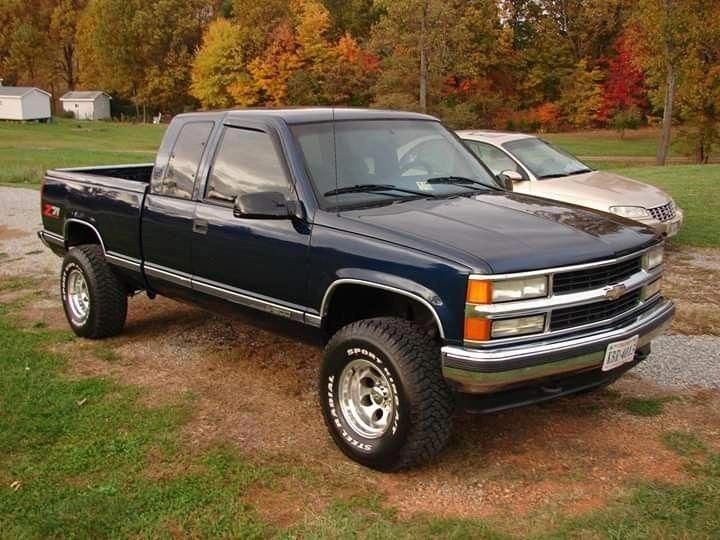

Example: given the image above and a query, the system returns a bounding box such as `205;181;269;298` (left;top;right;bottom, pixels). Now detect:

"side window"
466;141;523;177
155;121;214;199
205;127;290;204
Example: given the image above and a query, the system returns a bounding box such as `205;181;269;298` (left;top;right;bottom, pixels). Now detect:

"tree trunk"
656;62;675;166
419;0;428;113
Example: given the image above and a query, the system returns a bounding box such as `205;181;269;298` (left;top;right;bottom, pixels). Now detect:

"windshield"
291;120;499;209
502;138;592;179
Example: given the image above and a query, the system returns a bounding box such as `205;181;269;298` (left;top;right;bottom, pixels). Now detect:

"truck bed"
41;163;153;263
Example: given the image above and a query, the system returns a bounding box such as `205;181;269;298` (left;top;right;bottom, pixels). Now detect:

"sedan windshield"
503;137;592;179
291;120;499;209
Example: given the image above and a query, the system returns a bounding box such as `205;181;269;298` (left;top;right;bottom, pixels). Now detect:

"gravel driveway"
1;186;719;390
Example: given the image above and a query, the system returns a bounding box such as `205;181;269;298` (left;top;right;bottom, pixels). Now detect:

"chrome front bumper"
442;298;675;394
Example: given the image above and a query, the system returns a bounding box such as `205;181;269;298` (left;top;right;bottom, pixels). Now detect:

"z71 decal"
42;203;61;219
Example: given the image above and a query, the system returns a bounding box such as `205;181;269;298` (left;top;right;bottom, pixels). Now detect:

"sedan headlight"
609;206;651;219
467;276;548;304
643;245;664;270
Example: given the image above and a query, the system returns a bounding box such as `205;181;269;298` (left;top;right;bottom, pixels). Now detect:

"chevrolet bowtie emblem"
604;283;627;301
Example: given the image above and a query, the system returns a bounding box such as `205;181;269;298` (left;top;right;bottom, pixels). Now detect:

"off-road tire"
320;317;453;471
61;245;127;338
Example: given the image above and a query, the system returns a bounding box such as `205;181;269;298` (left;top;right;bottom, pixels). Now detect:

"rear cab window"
152;121;214;199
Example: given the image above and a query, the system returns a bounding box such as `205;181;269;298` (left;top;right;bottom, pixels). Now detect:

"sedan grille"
553;257;642;294
550;290;642;331
648;201;676;222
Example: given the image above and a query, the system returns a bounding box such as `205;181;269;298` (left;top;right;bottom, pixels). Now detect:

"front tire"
320;318;453;471
61;245;127;338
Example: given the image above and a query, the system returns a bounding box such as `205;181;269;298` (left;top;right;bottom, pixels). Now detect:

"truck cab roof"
173;107;438;125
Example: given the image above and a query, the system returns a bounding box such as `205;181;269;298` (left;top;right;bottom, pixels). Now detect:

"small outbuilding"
60;91;112;120
0;86;52;121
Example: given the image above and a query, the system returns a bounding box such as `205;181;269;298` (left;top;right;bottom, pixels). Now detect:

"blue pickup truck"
38;108;674;470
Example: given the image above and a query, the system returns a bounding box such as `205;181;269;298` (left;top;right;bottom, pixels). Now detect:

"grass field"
0;118;717;247
1;291;719;538
0;119;161;186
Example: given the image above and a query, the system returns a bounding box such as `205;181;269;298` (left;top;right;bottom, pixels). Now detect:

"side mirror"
498;169;523;191
234;191;291;219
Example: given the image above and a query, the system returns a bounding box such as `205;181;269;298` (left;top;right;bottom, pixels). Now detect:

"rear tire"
320;317;453;471
61;245;127;338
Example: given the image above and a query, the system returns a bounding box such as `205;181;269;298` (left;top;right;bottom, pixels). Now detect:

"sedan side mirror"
234;191;291;219
498;169;523;191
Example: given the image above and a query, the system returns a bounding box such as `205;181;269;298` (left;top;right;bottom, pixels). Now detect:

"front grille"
553;257;642;294
648;201;676;222
550;290;642;331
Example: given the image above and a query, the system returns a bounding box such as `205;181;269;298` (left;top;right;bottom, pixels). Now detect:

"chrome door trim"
192;276;307;323
106;252;142;271
144;263;192;287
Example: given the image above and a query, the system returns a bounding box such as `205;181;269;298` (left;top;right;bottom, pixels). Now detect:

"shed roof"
0;86;52;98
60;91;111;102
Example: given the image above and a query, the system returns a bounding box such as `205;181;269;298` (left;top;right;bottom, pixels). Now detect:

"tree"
370;0;502;118
190;18;252;108
49;0;87;90
558;60;604;128
632;0;690;165
77;0;207;118
597;33;647;126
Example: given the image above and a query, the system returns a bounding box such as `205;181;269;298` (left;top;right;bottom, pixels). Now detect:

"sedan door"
191;123;312;317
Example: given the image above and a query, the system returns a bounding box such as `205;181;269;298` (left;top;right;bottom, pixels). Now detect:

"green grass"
0;302;273;537
662;431;708;457
0;118;162;186
621;397;668;417
544;128;683;160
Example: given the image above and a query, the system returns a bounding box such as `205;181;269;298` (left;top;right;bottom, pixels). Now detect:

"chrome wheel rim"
66;268;90;324
338;359;395;439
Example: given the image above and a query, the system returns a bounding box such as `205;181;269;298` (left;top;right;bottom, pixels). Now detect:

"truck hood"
331;191;658;274
534;171;672;210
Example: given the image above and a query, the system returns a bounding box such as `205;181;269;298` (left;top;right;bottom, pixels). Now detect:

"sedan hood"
331;191;658;274
535;171;671;210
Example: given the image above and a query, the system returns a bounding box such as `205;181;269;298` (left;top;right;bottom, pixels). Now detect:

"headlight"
467;276;548;304
643;245;664;270
491;315;546;338
609;206;651;219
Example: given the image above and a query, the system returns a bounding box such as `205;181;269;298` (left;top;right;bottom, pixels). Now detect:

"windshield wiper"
425;176;494;190
537;173;569;179
567;168;592;175
323;184;437;198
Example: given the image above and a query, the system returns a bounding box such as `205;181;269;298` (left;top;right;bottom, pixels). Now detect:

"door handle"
193;219;208;235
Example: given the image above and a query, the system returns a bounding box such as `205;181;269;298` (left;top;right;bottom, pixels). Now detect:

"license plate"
602;335;639;372
666;221;679;237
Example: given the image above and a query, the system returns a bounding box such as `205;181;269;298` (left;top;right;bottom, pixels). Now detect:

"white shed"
0;86;52;121
60;91;112;120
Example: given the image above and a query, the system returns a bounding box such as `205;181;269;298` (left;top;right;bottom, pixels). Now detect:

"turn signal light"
467;280;492;304
464;317;491;341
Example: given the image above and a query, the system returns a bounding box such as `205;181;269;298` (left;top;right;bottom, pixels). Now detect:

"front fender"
307;225;470;344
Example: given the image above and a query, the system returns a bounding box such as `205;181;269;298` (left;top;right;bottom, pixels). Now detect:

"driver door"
192;124;311;309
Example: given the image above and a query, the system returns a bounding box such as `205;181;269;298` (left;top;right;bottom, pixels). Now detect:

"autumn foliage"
1;0;719;160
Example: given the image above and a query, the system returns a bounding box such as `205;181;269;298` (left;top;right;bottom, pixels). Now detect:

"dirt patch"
51;290;720;525
0;225;27;241
664;246;720;336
